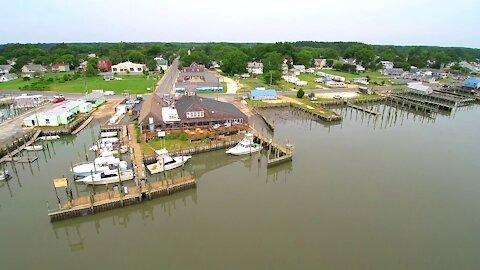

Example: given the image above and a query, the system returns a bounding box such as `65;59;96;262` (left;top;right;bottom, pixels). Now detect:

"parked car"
333;95;342;100
52;96;65;103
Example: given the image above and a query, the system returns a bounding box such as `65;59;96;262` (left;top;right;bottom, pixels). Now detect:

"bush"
296;88;305;98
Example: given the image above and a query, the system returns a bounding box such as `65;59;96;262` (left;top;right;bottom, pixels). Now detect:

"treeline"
0;42;479;77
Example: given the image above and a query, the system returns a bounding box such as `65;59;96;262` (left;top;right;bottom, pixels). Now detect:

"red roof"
52;63;68;68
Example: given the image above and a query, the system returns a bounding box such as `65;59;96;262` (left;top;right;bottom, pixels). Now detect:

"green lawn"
317;69;393;85
140;136;211;156
0;73;161;94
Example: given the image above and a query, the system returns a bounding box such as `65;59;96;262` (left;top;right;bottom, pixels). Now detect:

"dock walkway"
48;175;196;222
346;102;380;116
72;115;94;135
0;130;41;163
127;124;145;181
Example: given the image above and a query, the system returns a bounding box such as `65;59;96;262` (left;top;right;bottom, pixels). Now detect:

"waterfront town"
1;0;480;269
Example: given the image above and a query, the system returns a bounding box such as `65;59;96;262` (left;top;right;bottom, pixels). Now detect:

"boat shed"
249;89;277;101
82;92;106;108
463;78;480;89
407;82;433;95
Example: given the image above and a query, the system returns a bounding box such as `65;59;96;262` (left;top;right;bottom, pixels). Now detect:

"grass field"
140;136;211;155
0;73;161;94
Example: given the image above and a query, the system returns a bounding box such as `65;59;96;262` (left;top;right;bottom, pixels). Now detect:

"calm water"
0;104;479;270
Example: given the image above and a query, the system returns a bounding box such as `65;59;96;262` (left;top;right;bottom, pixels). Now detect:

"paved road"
155;57;179;95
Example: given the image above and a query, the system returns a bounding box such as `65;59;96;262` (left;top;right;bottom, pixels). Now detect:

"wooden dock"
0;130;41;164
253;102;342;122
71;115;94;135
386;95;437;113
248;127;293;167
127;124;146;181
346;102;380;116
252;107;275;131
391;94;452;111
48;175;196;222
10;156;39;163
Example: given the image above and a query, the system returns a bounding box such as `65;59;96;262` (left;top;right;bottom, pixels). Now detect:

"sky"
1;0;479;48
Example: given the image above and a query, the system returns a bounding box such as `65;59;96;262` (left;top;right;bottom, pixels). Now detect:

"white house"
292;65;306;73
154;57;168;71
325;81;345;88
21;64;45;75
247;62;263;74
0;74;18;82
356;65;366;72
314;59;326;69
380;61;394;70
112;61;146;75
352;77;369;85
0;65;12;75
407;82;433;95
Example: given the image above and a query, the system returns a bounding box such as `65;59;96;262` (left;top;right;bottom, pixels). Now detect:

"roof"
156;59;168;65
247;62;263;68
52;63;68;68
1;74;17;79
44;101;86;116
250;89;277;96
175;95;246;122
407;82;432;92
138;93;166;124
82;92;105;101
24;64;43;71
464;77;480;84
0;65;12;71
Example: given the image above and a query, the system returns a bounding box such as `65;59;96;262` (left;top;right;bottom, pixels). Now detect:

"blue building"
249;89;277;101
463;77;480;89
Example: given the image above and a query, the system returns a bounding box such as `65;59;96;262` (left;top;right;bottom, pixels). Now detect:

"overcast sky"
1;0;479;48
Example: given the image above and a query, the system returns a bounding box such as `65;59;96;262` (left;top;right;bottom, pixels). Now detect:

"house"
175;64;222;93
383;68;405;76
247;62;263;74
21;64;45;75
0;64;12;75
317;72;345;82
111;61;146;75
98;58;112;72
52;63;70;72
78;60;88;71
82;92;106;107
154;57;169;71
463;77;480;89
182;62;206;73
292;65;306;73
139;94;247;131
352;77;369;85
343;58;357;65
249;89;277;101
407;82;433;95
281;63;289;75
314;59;326;69
380;61;394;70
356;65;365;72
0;74;18;82
14;94;47;108
22;100;91;127
325;81;345;88
87;53;96;58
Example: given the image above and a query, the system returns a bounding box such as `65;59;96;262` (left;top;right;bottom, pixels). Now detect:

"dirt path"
222;76;240;94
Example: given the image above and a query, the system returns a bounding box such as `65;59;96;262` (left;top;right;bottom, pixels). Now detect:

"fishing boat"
38;135;60;141
25;145;43;151
100;131;118;138
225;133;262;156
76;169;134;185
146;149;192;174
71;156;128;177
0;169;10;181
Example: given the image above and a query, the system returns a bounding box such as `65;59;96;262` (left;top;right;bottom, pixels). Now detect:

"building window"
130;68;134;71
113;68;117;72
138;68;142;71
45;119;50;124
186;111;204;119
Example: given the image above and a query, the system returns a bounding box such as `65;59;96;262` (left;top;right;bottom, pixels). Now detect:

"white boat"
71;156;127;177
226;133;262;156
0;169;10;181
146;149;192;174
76;169;134;185
100;131;118;138
25;145;43;151
38;135;60;141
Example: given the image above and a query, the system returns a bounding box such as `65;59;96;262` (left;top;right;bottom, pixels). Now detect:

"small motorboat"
25;145;43;151
76;169;134;185
38;135;60;141
146;149;192;174
0;169;10;181
226;133;262;156
100;131;118;138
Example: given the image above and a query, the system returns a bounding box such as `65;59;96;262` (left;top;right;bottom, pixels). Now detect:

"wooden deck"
49;175;196;222
127;124;146;180
72;115;94;135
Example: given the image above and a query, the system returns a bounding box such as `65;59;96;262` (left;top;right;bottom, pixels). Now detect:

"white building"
314;59;326;69
112;61;146;75
0;74;18;82
292;65;306;73
0;65;12;75
325;81;345;88
407;82;433;95
352;77;369;85
247;62;263;74
380;61;394;70
317;72;345;82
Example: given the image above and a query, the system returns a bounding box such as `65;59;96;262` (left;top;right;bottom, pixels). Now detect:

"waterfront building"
249;89;277;101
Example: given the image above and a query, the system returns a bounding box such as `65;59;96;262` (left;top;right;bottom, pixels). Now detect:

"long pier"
346;102;380;116
385;95;437;113
248;127;293;167
0;130;41;163
72;115;94;135
392;94;453;111
48;175;196;222
253;102;342;122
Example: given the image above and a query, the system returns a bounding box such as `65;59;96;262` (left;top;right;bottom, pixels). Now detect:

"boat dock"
72;115;94;135
391;94;453;111
127;124;146;181
0;130;41;164
253;102;342;122
386;95;437;113
248;127;293;167
252;107;275;131
346;102;380;116
415;92;476;107
48;175;196;222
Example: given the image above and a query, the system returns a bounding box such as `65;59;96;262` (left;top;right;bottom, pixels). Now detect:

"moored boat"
25;145;43;151
71;156;127;177
75;169;134;185
38;135;60;141
146;149;192;174
0;169;10;181
225;133;262;155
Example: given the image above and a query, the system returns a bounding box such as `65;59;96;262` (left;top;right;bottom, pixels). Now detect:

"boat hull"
226;146;262;156
146;156;192;174
76;171;134;185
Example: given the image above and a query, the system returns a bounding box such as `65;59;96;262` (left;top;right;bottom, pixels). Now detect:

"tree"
262;70;282;85
295;49;314;67
333;62;343;70
181;50;210;66
127;50;145;63
326;59;334;67
0;56;6;65
296;88;304;98
221;48;248;75
262;52;282;73
85;58;98;77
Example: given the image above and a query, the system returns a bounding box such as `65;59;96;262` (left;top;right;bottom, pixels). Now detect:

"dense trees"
0;42;479;76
